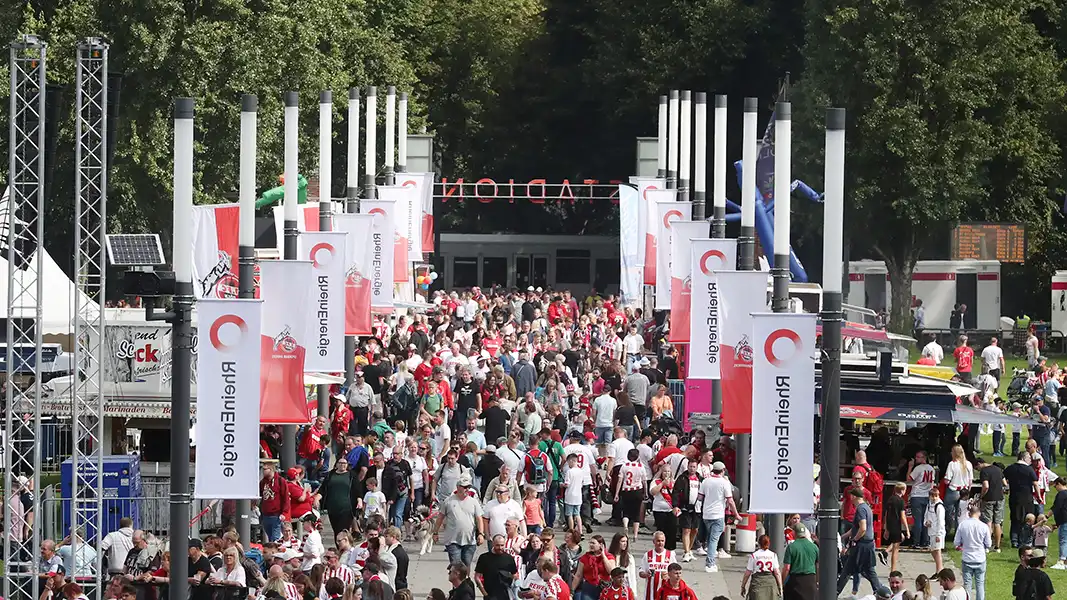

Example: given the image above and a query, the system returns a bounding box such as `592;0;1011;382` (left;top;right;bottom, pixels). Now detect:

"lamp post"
692;93;706;221
710;94;727;417
667;90;679;190
657;95;668;179
735;97;759;510
344;88;359;389
678;90;692;203
384;86;395;185
364;86;377;199
281;90;299;471
236;93;257;546
317;90;333;418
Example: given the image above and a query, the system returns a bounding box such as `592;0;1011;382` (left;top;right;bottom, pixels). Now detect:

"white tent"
0;248;101;334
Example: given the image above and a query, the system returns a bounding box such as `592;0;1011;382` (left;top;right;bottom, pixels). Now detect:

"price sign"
951;223;1027;263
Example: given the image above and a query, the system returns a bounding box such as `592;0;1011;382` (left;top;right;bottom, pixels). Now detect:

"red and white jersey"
600;584;635;600
746;549;780;574
503;534;529;573
521;572;571;600
619;461;647;492
353;542;370;569
283;582;300;600
640;549;676;600
323;564;357;586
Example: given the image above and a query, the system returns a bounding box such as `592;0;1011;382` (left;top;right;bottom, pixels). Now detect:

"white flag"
300;232;347;372
687;238;738;379
361;201;396;309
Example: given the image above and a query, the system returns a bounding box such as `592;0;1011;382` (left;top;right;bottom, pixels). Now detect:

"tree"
794;0;1064;333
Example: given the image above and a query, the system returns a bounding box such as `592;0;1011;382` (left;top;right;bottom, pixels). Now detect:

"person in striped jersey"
614;449;648;540
639;532;676;600
321;549;357;590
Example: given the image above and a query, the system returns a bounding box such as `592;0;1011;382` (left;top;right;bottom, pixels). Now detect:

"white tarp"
0;247;101;333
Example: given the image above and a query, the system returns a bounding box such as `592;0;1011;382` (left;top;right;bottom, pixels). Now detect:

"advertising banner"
195;298;262;499
299;232;347;372
687;238;739;379
394;173;433;260
667;221;709;343
715;270;770;433
654;200;691;309
333;214;375;335
749;312;816;514
258;260;315;424
361;198;405;283
271;204;321;255
644;188;674;285
618;185;642;308
629;177;664;273
191;203;240;299
360;202;396;309
417;173;436;253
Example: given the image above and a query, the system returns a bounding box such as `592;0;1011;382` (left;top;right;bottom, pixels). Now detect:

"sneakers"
695;547;708;556
682;552;694;562
1052;562;1067;570
994;548;1001;553
705;565;719;573
622;517;630;531
878;550;889;566
717;549;731;559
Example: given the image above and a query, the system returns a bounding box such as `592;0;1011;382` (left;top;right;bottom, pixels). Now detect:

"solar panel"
105;234;166;266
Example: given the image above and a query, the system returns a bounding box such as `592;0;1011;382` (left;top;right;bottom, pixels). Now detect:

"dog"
408;505;434;555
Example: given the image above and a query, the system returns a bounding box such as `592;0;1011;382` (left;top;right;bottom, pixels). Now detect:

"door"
956;272;978;329
516;254;549;290
865;274;887;312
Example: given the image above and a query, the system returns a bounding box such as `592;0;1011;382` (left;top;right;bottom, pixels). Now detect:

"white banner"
654;200;691;309
715;270;771;434
395;173;433;260
618;185;642;308
191;204;240;299
667;220;708;343
360;201;396;309
687;238;738;379
271;204;321;254
259;260;315;424
334;214;375;335
749;312;817;514
363;196;407;283
299;232;347;372
644;188;674;285
629;177;664;271
195;298;262;499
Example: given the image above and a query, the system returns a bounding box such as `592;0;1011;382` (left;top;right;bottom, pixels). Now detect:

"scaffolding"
72;37;108;593
4;34;46;600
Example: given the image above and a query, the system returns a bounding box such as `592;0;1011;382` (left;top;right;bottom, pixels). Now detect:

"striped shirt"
619;461;647;492
640;549;676;600
283;581;300;600
503;535;528;574
323;564;357;586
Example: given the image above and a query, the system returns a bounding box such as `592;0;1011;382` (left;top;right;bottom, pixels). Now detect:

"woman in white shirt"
941;444;973;536
607;532;638;595
208;548;247;587
298;516;325;572
407;441;429;509
923;488;946;573
740;534;782;600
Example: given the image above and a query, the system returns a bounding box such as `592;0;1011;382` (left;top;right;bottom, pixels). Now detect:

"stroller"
1006;367;1035;403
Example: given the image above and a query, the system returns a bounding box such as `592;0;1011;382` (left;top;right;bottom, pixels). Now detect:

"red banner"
334;214;375;335
258;260;314;424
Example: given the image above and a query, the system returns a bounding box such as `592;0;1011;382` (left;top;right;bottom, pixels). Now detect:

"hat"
189;538;203;550
527;286;535;292
639;357;650;367
457;473;473;488
583;432;596;441
275;548;299;562
355;370;364;376
567;431;583;440
791;523;808;537
16;475;28;487
1012;402;1023;409
712;461;726;472
1032;548;1047;559
485;445;497;453
874;587;893;599
286;467;301;480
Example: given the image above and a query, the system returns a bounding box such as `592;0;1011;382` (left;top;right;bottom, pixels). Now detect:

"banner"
259;260;315;424
299;232;347;372
618;185;642;308
192;204;240;299
377;184;421;265
360;202;396;309
334;214;375;335
361;199;405;284
396;173;433;259
419;173;436;252
630;177;664;272
749;312;816;514
195;298;262;499
667;221;708;343
688;238;739;379
272;204;321;254
654;200;691;309
644;188;673;285
715;270;770;433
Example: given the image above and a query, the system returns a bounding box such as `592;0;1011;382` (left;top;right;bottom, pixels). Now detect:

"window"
453;257;479;288
594;258;620;290
482;257;508;288
555;249;590;284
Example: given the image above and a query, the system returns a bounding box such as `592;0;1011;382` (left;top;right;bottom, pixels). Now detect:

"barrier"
734;512;758;553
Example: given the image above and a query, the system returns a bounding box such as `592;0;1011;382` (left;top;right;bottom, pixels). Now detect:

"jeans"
1012;430;1021;456
390;495;409;529
262;515;283;542
837;541;881;595
543;480;559;528
993;430;1005;454
1039;440;1053;468
704;518;725;567
1059;523;1067;561
962;561;987;600
445;542;477;567
910;497;929;547
945;488;961;535
413;487;426;509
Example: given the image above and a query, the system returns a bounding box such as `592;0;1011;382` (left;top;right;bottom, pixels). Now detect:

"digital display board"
950;222;1027;263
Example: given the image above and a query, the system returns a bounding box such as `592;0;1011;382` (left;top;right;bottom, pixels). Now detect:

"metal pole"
819;108;846;600
236;93;258;546
364;86;377;199
768;101;792;557
170;96;196;599
344;88;359;390
692;93;706;221
397;92;408;174
317;90;333;419
678;91;692;203
281;91;299;471
384;86;395;185
666;90;679;189
710;94;726;417
656;95;668;179
735;97;758;512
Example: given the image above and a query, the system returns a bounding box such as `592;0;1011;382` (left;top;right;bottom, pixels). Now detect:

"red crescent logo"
764;328;803;367
310;242;335;268
402;180;417;187
210;314;248;352
642;185;659;201
663;209;683;230
368;208;386;216
699;250;727;275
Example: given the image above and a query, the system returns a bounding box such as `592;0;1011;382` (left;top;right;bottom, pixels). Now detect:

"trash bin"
734;513;757;553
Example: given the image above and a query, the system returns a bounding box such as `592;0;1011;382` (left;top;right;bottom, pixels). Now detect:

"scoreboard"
950;222;1027;263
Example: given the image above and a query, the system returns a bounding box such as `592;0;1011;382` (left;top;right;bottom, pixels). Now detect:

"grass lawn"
938;354;1066;597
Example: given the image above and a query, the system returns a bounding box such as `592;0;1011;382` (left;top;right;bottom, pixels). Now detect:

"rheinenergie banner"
667;220;709;343
300;231;346;372
687;238;738;379
715;270;770;433
360;201;396;309
654;200;691;309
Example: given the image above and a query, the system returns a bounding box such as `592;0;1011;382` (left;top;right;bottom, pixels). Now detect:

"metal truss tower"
4;34;46;600
72;38;108;592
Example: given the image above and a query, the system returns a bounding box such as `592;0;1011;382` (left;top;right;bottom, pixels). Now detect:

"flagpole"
365;86;377;200
819;108;846;600
317;90;333;419
236;93;258;546
657;95;668;179
735;97;759;513
678;90;692;203
667;90;679;190
397;92;408;174
384;86;395;185
768;101;792;557
281;90;299;471
344;88;359;391
692;93;706;221
710;94;727;418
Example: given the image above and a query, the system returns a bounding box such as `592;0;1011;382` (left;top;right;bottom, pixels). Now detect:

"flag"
667;220;708;343
630;177;664;274
416;173;436;253
644;187;673;285
377;184;420;268
361;199;405;284
299;231;347;372
749;312;816;514
618;185;642;308
334;214;375;335
395;173;433;259
195;298;262;499
361;201;396;309
191;203;240;299
271;204;321;255
259;260;314;424
687;238;738;379
715;270;770;433
654;200;691;309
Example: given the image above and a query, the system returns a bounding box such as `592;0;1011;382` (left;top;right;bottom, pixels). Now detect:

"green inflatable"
255;174;309;208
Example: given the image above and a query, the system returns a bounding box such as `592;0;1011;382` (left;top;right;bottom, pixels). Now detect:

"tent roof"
0;249;100;334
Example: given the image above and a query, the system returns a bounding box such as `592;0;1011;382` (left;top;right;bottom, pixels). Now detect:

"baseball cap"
485;445;497;453
583;432;596;441
1031;548;1047;559
567;431;583;440
712;461;726;472
791;523;808;537
189;538;203;550
527;286;535;292
457;473;473;488
355;370;364;377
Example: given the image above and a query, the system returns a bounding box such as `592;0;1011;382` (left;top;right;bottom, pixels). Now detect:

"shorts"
596;426;613;444
930;533;945;550
981;499;1005;525
619;490;643;521
564;503;581;517
679;511;701;530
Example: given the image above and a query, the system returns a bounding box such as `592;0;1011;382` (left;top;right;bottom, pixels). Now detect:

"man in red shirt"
259;461;290;542
654;564;697;600
298;416;330;483
953;335;974;384
599;568;634;600
840;471;872;527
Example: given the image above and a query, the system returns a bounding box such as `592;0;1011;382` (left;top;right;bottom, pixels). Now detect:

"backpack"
856;463;884;505
392;381;419;413
527;450;548;485
241;551;266;588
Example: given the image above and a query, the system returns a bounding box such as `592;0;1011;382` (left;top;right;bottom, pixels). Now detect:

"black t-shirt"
640;367;666;388
1004;463;1037;498
883;494;904;530
475;551;517;599
20;489;34;512
363;363;384;394
552;413;568;436
1013;566;1055;599
480;406;511;444
980;465;1005;502
615;404;635;428
661;357;680;380
455;380;479;416
1053;489;1067;524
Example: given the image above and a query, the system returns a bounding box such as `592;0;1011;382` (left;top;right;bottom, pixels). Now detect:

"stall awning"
833;404;956;423
899;374;980;397
953;405;1035;426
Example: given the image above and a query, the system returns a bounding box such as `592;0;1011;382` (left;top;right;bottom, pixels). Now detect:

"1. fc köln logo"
199;251;238;298
734;334;753;363
272;326;298;353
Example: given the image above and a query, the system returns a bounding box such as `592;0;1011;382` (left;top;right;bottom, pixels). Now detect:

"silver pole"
678;90;692;203
667;90;679;189
657;95;668;178
236;93;258;545
364;86;377;199
692;93;707;222
281;91;299;471
317;90;333;418
735;97;759;514
397;92;408;174
344;88;359;390
384;86;395;185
